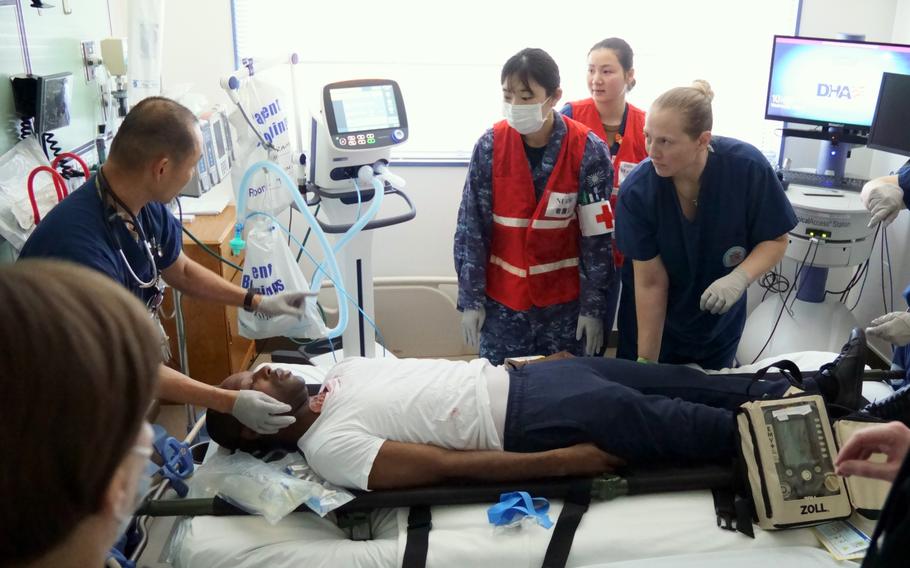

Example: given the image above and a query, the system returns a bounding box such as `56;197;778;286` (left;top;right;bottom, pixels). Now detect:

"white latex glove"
255;291;318;318
575;315;604;356
867;311;910;346
861;179;904;228
461;307;486;350
232;390;296;434
700;266;749;315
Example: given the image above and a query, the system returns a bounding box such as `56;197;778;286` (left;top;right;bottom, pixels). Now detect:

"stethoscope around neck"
96;169;161;290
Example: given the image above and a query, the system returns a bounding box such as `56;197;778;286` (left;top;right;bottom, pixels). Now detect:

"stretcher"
135;351;886;567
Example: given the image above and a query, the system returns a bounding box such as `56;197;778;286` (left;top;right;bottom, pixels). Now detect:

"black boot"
813;328;866;410
861;384;910;426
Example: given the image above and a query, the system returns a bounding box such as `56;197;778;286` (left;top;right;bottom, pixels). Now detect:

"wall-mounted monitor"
10;72;74;133
765;35;910;131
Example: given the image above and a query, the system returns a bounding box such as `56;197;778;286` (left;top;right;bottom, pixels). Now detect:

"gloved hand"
461;307;486;350
255;291;318;318
867;311;910;346
861;179;904;228
575;315;604;355
700;266;749;315
232;390;296;434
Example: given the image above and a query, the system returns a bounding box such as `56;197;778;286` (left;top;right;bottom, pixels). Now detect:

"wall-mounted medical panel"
18;0;112;156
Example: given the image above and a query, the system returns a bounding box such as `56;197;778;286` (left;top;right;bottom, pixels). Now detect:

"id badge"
618;161;638;185
544;192;577;218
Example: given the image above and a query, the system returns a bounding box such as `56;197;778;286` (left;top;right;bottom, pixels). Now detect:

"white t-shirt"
298;357;503;490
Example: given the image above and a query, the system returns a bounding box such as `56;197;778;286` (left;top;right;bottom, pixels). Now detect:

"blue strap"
487;491;553;529
151;424;195;497
106;546;136;568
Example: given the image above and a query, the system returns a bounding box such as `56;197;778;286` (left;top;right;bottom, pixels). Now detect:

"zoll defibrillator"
737;393;890;531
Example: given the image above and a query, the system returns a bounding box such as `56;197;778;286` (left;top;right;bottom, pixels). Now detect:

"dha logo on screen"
816;84;865;99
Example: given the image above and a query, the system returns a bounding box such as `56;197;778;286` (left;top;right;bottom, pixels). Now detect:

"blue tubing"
235;161;348;339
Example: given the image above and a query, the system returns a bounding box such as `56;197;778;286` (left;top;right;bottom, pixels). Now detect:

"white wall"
147;0;910;358
110;0;234;108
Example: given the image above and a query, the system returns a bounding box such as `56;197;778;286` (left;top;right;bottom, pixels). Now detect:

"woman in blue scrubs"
615;80;797;369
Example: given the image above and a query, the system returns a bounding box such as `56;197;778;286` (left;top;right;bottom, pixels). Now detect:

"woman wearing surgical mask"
561;37;648;353
614;81;796;369
0;260;159;568
454;47;615;365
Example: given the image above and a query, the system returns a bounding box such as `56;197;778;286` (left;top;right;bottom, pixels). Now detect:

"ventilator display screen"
330;85;401;134
765;35;910;129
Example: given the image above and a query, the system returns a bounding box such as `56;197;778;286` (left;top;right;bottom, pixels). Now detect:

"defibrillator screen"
330;84;400;134
774;416;813;466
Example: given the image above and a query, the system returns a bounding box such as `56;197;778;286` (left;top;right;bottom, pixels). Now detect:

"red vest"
486;117;590;311
568;99;648;267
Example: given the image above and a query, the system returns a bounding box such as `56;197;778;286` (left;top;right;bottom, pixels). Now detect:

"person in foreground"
18;96;308;436
836;418;910;567
208;328;910;492
0;260;159;568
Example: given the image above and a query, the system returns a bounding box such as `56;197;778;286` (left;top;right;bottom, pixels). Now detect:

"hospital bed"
131;350;887;568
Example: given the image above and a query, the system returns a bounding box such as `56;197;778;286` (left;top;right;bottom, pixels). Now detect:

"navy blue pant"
595;268;621;355
616;262;741;369
502;357;816;464
480;298;583;366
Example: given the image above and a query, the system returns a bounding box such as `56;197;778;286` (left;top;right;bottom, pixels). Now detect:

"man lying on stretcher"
207;329;907;491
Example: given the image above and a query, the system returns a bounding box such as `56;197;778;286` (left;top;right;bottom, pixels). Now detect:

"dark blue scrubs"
614;136;797;369
890;165;910;383
18;175;183;309
899;163;910;210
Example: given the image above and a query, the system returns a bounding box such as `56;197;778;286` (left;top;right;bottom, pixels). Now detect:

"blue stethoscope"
96;169;164;304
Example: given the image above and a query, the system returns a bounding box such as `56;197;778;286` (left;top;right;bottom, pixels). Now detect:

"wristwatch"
243;289;257;312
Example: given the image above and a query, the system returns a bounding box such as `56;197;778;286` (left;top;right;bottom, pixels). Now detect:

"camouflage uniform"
454;113;614;364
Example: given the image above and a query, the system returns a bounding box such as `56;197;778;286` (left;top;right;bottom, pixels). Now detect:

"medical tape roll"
737;394;852;530
833;416;892;518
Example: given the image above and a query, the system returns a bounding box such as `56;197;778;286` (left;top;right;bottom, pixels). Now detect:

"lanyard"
96;172;163;297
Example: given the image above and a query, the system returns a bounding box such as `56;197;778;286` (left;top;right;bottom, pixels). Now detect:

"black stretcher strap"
712;487;754;538
402;505;432;568
541;478;593;568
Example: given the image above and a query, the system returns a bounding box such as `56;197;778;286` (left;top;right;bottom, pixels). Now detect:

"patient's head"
207;366;310;452
0;260;160;567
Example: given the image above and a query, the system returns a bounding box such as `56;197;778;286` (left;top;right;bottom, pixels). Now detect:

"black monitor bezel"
322;78;407;136
867;72;910;157
764;34;910;132
35;72;73;134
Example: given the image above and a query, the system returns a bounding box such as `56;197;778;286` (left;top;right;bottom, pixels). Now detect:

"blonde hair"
652;79;714;138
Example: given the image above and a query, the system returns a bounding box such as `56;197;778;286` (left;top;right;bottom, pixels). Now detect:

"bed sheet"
582;546;858;567
175;490;836;568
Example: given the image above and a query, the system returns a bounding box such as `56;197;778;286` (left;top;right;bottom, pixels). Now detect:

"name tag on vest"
545;192;577;218
618;161;638;185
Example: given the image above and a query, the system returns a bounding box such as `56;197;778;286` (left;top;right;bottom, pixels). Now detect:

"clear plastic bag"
237;217;328;340
283;459;355;516
229;76;295;216
188;451;352;523
0;137;56;250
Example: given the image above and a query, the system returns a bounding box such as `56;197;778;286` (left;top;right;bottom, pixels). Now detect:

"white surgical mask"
503;100;550;134
115;435;155;537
